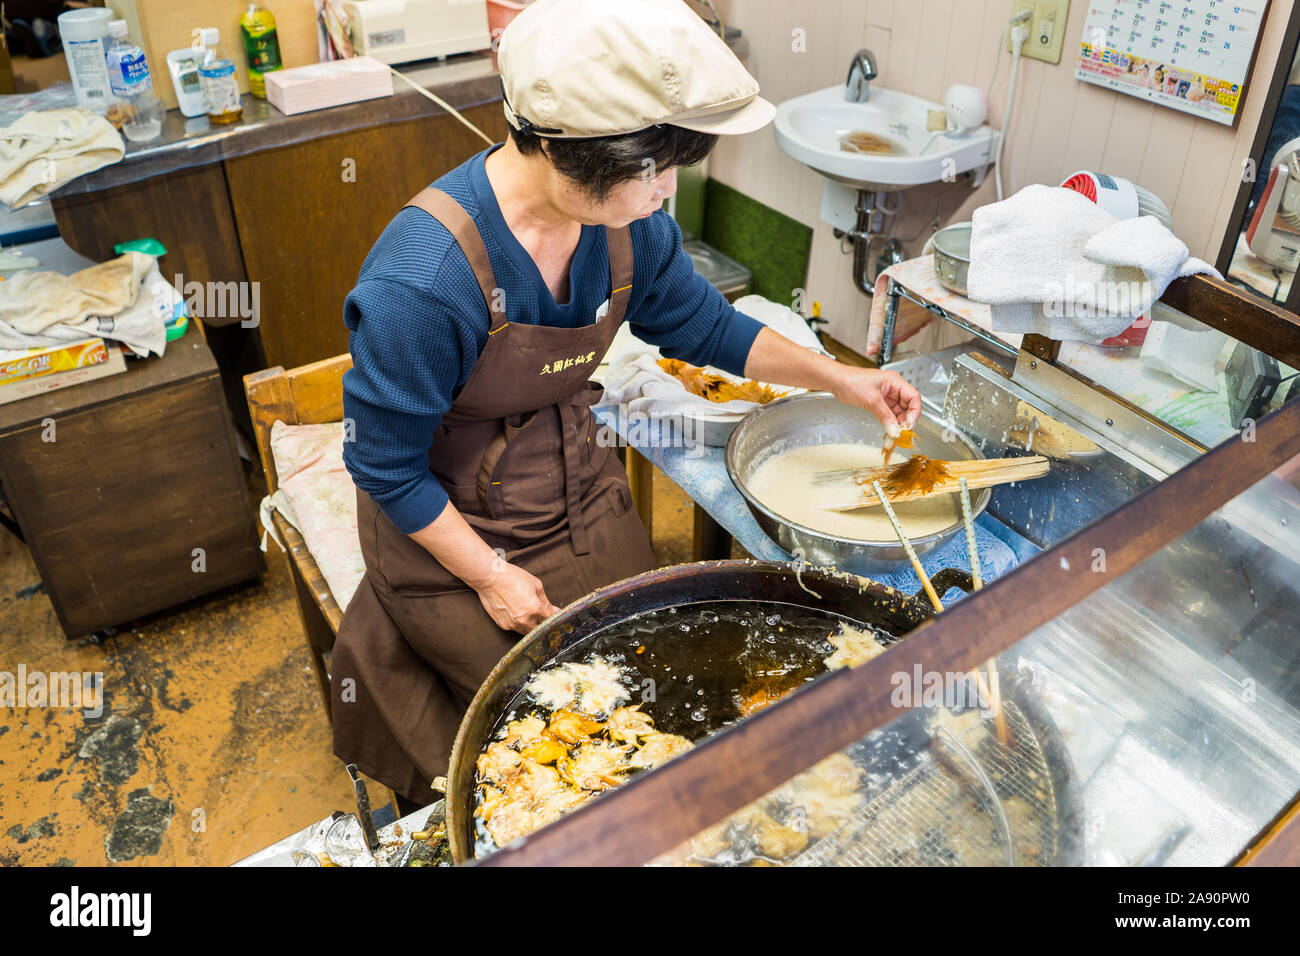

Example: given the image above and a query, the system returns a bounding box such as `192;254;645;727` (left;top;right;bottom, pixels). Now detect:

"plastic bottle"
195;28;243;125
240;2;283;99
165;44;209;119
105;20;163;142
58;8;114;111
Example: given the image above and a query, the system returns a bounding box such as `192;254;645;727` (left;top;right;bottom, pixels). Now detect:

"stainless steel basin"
725;393;989;572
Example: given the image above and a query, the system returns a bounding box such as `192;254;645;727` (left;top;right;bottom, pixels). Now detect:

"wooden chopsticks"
871;478;1008;746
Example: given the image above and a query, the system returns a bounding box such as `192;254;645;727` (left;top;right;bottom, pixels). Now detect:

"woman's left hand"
832;366;922;437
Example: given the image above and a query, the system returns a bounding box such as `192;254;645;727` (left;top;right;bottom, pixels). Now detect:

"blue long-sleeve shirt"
342;144;764;534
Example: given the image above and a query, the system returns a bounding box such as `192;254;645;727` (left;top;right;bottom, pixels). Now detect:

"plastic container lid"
58;8;113;40
108;19;129;38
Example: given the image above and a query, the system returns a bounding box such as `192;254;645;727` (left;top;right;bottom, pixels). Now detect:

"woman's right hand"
474;558;560;634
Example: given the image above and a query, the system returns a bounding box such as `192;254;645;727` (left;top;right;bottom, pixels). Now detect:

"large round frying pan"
445;559;984;863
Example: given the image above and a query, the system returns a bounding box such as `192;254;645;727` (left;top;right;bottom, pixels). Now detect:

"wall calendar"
1075;1;1269;125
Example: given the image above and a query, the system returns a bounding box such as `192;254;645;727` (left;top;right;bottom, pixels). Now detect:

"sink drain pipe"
834;189;904;296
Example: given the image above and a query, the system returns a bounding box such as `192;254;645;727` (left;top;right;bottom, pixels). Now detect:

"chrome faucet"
845;49;878;103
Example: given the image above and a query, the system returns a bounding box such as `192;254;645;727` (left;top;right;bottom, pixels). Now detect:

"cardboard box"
0;338;110;385
107;0;319;110
0;344;126;405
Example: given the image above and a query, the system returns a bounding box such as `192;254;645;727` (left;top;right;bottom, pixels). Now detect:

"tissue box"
265;56;393;116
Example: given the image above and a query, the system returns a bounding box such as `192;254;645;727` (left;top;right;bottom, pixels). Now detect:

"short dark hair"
508;123;718;202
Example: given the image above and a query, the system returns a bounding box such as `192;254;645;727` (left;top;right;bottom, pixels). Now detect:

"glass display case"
468;272;1300;867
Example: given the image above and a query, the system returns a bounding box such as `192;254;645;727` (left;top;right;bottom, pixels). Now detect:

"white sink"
774;85;999;192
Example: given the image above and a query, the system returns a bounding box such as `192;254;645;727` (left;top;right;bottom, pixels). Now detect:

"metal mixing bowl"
725;393;990;572
931;222;972;296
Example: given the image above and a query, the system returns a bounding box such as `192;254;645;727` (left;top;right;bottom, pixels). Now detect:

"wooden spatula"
819;455;1049;512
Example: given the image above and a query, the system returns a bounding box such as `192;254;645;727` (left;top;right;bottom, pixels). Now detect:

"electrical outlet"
1009;0;1070;65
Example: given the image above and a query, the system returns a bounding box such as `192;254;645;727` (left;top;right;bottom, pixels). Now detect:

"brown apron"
331;188;655;804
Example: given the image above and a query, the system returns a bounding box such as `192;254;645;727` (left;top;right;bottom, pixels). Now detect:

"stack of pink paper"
266;56;394;116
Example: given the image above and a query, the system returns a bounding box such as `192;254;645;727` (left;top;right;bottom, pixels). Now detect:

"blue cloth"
594;405;1020;601
342;144;765;534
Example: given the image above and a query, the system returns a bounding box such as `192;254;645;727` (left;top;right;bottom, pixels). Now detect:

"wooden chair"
243;355;354;720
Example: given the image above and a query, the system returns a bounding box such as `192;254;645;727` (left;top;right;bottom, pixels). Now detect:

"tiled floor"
0;464;725;866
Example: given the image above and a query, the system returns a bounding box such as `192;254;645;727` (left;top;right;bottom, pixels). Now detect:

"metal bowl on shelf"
725;393;990;572
931;222;972;296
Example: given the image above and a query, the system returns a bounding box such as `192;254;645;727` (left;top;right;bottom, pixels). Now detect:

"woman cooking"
332;0;922;810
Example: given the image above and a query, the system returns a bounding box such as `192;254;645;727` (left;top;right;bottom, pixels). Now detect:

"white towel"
967;184;1220;342
0;109;124;208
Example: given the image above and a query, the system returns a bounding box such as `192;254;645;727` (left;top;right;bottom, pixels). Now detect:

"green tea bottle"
240;2;282;98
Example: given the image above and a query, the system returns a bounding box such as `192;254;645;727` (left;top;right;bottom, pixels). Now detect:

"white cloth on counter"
967;184;1219;342
0;108;124;207
598;293;827;418
0;251;176;356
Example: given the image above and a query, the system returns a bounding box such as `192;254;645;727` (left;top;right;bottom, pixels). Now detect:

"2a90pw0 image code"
1119;893;1250;906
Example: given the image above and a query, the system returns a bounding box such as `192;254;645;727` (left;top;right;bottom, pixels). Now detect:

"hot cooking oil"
472;601;893;857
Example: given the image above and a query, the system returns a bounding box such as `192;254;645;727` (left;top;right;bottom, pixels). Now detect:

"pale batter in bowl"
746;443;961;541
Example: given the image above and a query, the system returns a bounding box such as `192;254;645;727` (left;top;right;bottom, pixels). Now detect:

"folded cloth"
0;108;125;207
0;251;175;356
598;293;824;420
1138;320;1230;392
967;184;1220;342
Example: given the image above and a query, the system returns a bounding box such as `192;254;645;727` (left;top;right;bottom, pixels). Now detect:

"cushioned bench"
244;355;359;720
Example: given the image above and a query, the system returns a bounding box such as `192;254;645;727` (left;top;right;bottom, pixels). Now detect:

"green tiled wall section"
701;178;813;306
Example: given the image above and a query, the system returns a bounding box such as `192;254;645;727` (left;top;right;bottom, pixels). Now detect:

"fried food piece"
481;798;536;848
572;657;632;716
750;811;809;861
558;740;631;791
514;760;570;803
480;760;594;848
658;358;784;405
650;820;733;867
520;738;568;766
824;624;887;670
476;740;523;785
500;715;547;748
526;657;629;716
606;704;655;745
526;666;579;712
475;784;506;821
629;731;692;770
881;427;915;466
779;753;866;838
480;757;605;847
546;709;605;745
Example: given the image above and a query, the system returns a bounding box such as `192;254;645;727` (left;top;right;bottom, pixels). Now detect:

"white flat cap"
498;0;775;139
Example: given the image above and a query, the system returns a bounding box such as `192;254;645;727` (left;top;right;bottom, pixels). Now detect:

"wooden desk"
0;333;264;638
